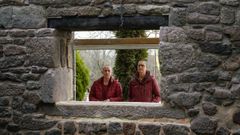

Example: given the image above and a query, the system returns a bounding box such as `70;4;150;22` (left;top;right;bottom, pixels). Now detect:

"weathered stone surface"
0;107;11;117
25;131;40;135
230;84;240;98
205;31;222;41
197;2;220;15
20;115;57;130
218;71;232;81
216;127;231;135
221;7;235;25
187;28;204;41
233;111;240;125
0;119;9;128
224;26;240;41
7;123;20;132
25;37;60;68
0;30;8;37
26;81;41;90
22;102;37;113
191;116;217;135
0;97;9;106
63;121;76;134
213;88;232;99
162;124;190;135
187;108;199;117
12;96;23;110
13;38;25;45
3;45;26;56
31;66;48;73
0;72;21;82
9;30;29;37
179;72;219;83
222;55;240;71
199;42;232;55
0;82;25;96
160;27;188;43
236;10;240;26
0;6;13;28
220;0;239;6
108;122;122;135
0;56;25;69
232;69;240;84
123;123;136;135
79;122;107;134
233;129;240;135
187;13;219;24
170;8;186;26
35;28;56;37
152;0;168;4
169;92;201;108
12;5;46;28
0;45;3;57
12;111;22;124
20;73;40;81
202;102;217;116
45;128;61;135
139;124;161;135
29;0;91;6
137;5;170;15
23;91;41;105
159;43;195;75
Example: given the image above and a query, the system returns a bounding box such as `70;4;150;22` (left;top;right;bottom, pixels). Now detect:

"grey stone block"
26;81;41;90
205;31;222;41
123;122;136;135
169;8;186;26
230;84;240;98
12;96;23;110
197;2;220;15
20;115;57;130
169;92;201;109
0;55;25;69
199;42;232;55
137;5;170;15
213;88;232;99
20;73;40;81
187;13;219;24
6;123;20;132
23;91;41;105
187;108;199;117
162;124;190;135
31;66;48;73
202;102;217;116
78;122;107;134
0;6;12;28
216;127;231;135
21;102;37;113
3;45;26;56
0;107;11;118
190;116;217;135
64;121;76;135
0;97;9;106
159;43;195;75
0;82;25;96
45;128;61;135
25;37;61;68
108;122;123;135
139;124;161;135
221;7;235;25
39;68;73;103
233;111;240;125
187;28;204;41
220;0;239;6
160;27;188;43
12;5;46;28
25;131;40;135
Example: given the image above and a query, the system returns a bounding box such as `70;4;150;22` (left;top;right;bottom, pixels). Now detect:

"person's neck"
138;73;146;81
103;77;110;85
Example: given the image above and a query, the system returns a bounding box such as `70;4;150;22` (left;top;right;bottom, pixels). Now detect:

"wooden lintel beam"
74;38;159;45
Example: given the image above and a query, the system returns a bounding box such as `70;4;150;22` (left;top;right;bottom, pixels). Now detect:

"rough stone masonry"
0;0;240;134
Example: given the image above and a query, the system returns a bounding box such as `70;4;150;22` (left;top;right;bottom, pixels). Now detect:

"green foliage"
76;51;90;101
114;30;148;100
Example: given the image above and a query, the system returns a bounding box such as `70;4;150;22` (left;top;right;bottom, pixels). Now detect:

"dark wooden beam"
48;16;168;30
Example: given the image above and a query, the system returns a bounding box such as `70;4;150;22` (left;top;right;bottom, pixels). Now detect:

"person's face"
102;66;111;79
137;61;147;74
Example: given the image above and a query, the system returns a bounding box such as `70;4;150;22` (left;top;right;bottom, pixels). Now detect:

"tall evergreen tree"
114;30;148;100
76;51;90;101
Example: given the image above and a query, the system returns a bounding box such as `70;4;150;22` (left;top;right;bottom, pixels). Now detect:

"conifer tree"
76;51;90;101
114;30;148;100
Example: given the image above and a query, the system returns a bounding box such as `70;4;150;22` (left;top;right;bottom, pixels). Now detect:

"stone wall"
0;0;240;134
